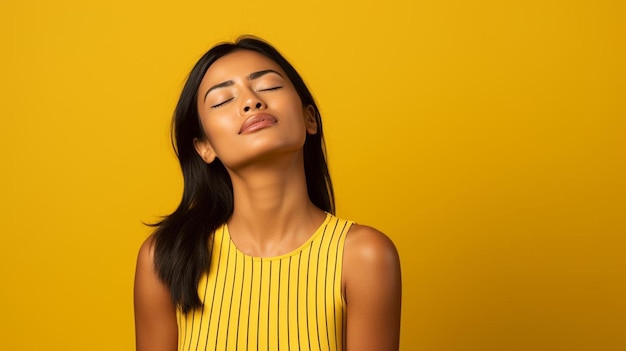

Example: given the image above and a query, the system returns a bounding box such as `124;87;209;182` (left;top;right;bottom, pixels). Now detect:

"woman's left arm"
343;224;402;351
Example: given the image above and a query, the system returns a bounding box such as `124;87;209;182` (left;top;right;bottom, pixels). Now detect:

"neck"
226;153;326;250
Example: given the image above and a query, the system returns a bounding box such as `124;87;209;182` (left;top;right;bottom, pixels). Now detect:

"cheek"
278;96;307;126
202;114;236;148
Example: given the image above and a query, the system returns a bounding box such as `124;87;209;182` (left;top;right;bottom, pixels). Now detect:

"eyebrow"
203;69;283;102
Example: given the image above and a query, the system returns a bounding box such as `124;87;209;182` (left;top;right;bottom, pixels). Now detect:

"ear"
193;137;217;164
304;105;318;135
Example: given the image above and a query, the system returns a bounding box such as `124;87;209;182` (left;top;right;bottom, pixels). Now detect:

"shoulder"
341;224;402;349
134;235;178;351
134;235;164;298
134;235;169;299
343;224;400;269
137;235;156;264
342;224;401;293
136;235;159;277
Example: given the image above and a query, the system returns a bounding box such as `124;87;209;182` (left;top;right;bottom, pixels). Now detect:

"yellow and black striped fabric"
177;213;353;351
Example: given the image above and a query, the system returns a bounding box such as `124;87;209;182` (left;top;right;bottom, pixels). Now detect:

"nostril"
255;102;262;109
244;106;250;112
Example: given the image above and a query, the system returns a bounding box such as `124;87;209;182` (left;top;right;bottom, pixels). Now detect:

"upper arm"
343;225;402;351
134;237;178;351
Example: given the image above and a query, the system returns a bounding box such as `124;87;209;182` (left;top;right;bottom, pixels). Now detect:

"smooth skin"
134;50;401;351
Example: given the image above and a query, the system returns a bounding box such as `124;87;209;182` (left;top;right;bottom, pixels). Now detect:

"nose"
243;101;264;113
242;89;267;114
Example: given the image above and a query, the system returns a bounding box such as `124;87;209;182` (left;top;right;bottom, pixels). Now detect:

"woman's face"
194;50;317;170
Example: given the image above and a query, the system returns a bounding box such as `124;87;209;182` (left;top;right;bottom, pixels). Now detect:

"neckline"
223;213;332;261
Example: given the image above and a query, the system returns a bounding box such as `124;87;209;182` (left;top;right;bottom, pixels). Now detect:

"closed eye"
259;86;282;92
210;98;234;108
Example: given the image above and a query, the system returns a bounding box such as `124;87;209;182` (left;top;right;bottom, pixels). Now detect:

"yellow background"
1;0;624;350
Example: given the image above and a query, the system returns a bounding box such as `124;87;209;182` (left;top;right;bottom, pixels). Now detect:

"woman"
134;36;401;351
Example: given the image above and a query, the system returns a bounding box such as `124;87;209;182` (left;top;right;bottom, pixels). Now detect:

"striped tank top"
177;213;353;351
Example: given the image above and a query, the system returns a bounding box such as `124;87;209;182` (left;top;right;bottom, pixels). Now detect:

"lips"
239;113;278;134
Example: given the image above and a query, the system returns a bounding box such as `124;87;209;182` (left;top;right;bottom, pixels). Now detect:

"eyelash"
210;98;233;109
210;86;282;109
260;86;282;91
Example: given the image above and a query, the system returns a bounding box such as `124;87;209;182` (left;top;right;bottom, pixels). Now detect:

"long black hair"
150;36;335;313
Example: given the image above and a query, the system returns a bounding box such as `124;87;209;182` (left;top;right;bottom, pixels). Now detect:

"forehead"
199;50;285;88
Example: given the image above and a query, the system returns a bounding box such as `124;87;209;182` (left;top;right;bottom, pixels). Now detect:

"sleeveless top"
177;213;353;351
